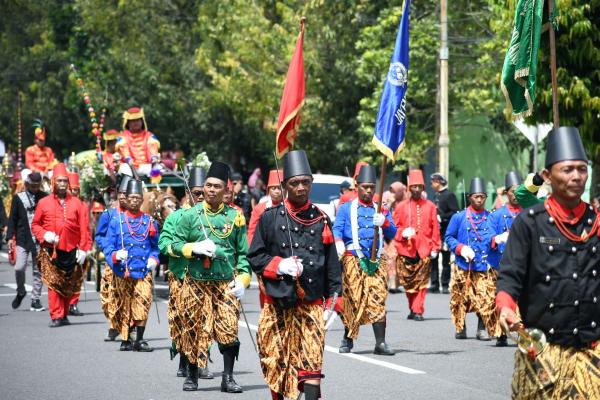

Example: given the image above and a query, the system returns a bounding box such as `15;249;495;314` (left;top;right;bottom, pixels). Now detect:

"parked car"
310;174;350;221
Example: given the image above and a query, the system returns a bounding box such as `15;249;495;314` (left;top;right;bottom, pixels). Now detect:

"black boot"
476;316;491;341
133;326;154;352
221;346;243;393
304;383;321;400
496;334;508;347
69;304;84;316
455;325;467;339
120;340;133;351
183;362;198;391
372;321;395;355
177;353;188;377
199;366;214;379
339;328;353;353
104;328;119;342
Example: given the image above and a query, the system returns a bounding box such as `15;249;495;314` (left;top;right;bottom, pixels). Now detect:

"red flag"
276;23;305;159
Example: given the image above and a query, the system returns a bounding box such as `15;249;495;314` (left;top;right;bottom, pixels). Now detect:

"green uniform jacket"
171;202;251;285
158;207;188;279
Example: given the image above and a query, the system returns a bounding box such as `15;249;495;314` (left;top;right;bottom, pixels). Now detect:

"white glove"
277;257;304;276
495;231;509;245
402;227;416;239
372;213;385;227
116;249;128;261
335;240;346;260
323;310;338;330
228;279;245;299
147;258;158;270
192;239;217;258
430;250;438;259
43;231;58;244
76;250;88;265
460;246;476;262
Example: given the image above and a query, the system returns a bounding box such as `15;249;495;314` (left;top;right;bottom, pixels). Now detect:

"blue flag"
373;0;410;161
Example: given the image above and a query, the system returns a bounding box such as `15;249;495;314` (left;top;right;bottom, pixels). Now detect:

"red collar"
507;204;522;213
468;205;485;214
547;196;586;224
285;199;311;212
126;210;143;219
358;198;373;207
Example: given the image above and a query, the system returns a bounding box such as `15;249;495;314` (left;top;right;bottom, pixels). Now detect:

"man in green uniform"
171;161;251;393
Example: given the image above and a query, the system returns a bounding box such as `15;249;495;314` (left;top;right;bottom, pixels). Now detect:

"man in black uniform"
496;126;600;399
429;172;459;293
231;172;252;222
248;150;343;400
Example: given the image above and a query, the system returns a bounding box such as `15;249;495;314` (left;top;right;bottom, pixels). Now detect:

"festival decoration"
69;64;103;160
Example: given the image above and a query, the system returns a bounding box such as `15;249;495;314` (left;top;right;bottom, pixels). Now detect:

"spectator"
247;167;262;190
592;196;600;212
231;173;252;222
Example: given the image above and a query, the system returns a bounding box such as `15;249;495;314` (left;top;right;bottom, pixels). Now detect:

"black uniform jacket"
248;203;342;307
6;190;48;251
434;188;459;236
497;202;600;348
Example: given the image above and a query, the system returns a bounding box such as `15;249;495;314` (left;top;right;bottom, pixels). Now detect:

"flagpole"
548;0;559;128
370;156;387;261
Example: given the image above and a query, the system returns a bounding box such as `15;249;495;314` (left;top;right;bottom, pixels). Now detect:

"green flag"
500;0;544;120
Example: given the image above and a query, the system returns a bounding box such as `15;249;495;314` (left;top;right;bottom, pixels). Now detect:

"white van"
310;174;350;221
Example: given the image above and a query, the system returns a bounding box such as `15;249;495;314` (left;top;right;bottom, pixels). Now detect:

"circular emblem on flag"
387;62;407;87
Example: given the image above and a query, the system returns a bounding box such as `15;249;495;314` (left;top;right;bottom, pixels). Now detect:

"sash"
348;199;383;275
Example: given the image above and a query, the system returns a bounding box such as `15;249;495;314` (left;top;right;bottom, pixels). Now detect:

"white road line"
239;321;425;375
0;251;8;259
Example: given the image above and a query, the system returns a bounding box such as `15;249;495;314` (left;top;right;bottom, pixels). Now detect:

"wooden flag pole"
548;0;559;128
370;156;388;261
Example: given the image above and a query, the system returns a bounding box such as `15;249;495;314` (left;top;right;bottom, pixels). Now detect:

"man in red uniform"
116;107;161;178
31;163;92;327
102;129;120;173
25;119;55;175
247;170;283;245
393;170;440;321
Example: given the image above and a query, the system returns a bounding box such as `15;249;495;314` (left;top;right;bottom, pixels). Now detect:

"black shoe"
427;287;440;294
61;317;71;326
441;287;450;294
69;304;84;316
476;329;491;341
104;328;119;342
12;292;26;309
496;334;508;347
338;337;354;353
407;312;415;320
49;319;63;328
199;367;214;379
455;326;467;339
373;342;396;356
221;374;243;393
120;340;133;351
30;299;45;312
177;355;188;377
183;363;198;391
133;340;154;352
413;313;425;321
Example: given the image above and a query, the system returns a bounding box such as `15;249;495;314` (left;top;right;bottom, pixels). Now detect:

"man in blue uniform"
333;164;397;355
104;179;159;352
445;177;500;341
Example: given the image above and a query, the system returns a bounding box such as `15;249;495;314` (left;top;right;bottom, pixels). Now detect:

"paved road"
0;252;515;399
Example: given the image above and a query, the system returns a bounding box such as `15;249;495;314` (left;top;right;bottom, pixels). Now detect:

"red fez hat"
227;179;233;192
68;172;80;189
267;170;283;188
91;201;105;213
408;169;425;187
52;163;69;179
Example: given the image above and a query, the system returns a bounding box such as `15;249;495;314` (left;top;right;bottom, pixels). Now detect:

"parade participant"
31;163;92;327
384;181;407;293
338;161;369;207
514;171;546;208
171;161;250;393
488;171;523;347
231;172;252;222
247;169;283;245
394;170;441;321
496;127;600;399
445;177;500;340
429;172;459;294
248;150;343;400
333;165;397;355
66;171;86;316
158;166;214;380
104;179;159;352
25;119;55;174
95;175;130;341
102;129;120;173
6;171;48;311
116;107;161;177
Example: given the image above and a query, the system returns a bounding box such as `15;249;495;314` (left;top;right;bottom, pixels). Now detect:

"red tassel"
149;223;157;237
321;224;334;244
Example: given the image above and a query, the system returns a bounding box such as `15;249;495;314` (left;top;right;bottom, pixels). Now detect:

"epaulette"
233;209;246;227
526;202;546;217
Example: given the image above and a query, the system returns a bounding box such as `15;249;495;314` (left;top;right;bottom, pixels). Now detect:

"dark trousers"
430;249;451;289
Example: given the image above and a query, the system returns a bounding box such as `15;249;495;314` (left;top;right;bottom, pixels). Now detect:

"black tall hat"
468;177;485;195
545;126;588;168
283;150;312;180
126;179;144;195
504;171;522;190
118;175;132;193
355;165;377;184
206;161;230;183
188;167;207;188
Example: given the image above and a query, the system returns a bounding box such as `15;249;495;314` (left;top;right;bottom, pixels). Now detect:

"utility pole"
438;0;449;179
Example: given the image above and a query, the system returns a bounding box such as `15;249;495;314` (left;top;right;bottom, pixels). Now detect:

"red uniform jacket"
393;197;441;259
25;145;55;172
31;194;92;252
247;199;280;246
